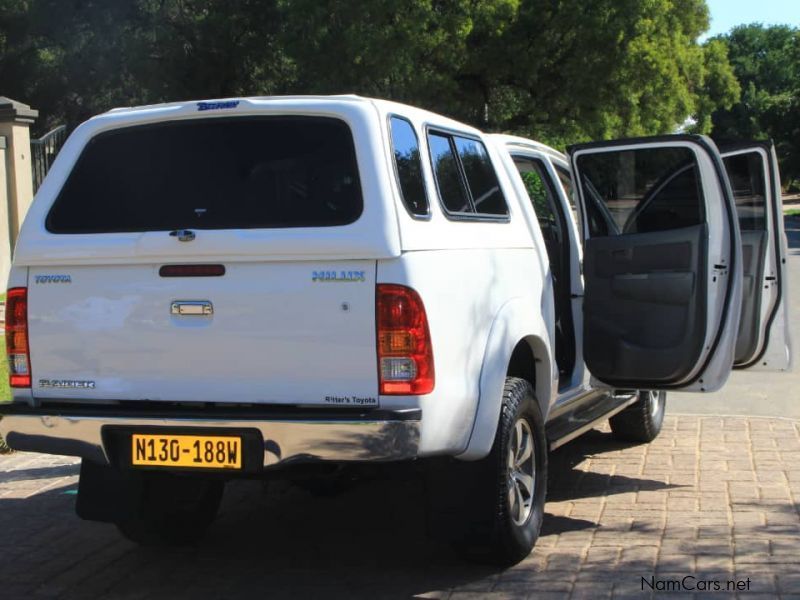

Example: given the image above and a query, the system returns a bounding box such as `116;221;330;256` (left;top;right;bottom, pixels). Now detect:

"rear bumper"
0;404;421;468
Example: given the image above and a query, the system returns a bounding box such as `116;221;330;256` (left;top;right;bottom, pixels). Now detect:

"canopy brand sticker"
197;100;240;111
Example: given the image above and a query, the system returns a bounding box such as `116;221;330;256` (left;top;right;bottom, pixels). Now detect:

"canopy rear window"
46;116;363;233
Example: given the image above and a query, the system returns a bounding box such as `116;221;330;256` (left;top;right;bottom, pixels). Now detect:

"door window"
389;117;429;217
723;152;767;231
576;148;703;237
428;133;470;213
427;130;508;218
453;137;507;215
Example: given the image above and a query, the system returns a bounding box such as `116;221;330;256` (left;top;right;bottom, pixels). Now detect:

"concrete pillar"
0;97;38;287
0;135;10;288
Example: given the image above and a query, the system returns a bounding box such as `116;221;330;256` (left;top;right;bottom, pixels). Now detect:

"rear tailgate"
15;100;398;407
28;261;379;405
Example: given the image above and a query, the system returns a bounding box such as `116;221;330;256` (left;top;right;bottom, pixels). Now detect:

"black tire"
116;473;224;546
427;377;547;566
609;390;666;443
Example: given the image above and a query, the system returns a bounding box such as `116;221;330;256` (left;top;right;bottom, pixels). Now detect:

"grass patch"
0;336;10;453
785;208;800;217
0;344;9;403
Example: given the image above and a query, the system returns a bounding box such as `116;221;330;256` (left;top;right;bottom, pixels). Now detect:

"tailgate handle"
171;301;213;316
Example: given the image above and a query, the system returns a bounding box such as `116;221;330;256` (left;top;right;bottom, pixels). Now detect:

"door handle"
171;301;213;316
611;248;633;262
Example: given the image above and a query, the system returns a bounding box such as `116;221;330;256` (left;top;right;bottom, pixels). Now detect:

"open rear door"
720;142;793;371
569;135;742;392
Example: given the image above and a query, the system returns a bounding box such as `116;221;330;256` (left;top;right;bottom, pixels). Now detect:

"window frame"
386;114;431;220
424;124;510;223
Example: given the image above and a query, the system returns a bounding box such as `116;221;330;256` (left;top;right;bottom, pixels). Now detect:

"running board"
546;391;639;451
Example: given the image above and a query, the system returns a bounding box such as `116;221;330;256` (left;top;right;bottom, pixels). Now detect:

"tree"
0;0;291;132
1;0;740;148
280;0;739;144
709;24;800;188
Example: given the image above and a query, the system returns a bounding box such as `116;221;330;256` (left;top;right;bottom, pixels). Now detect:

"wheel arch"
457;298;556;461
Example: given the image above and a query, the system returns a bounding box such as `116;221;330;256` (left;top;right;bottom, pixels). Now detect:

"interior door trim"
721;142;784;369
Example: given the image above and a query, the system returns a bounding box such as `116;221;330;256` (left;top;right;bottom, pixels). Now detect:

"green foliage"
708;24;800;186
520;171;549;217
1;0;740;147
0;335;12;451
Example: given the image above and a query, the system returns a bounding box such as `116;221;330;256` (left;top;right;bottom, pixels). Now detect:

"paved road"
669;214;800;418
2;415;799;599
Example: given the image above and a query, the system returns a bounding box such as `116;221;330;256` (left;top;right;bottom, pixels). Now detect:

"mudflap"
76;459;144;523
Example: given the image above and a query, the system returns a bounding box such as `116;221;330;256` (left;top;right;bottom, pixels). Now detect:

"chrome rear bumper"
0;405;421;468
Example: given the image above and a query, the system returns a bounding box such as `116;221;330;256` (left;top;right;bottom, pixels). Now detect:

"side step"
546;391;638;451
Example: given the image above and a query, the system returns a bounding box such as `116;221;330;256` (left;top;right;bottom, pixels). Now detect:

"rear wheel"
116;473;224;546
609;390;666;443
428;377;547;566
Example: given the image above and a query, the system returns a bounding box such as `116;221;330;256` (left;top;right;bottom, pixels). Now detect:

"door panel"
584;225;704;383
569;135;742;391
721;144;793;371
734;230;767;363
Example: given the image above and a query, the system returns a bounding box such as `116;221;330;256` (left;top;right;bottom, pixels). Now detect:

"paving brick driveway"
1;414;799;599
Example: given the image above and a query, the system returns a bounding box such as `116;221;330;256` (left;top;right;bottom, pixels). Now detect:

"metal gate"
31;125;67;193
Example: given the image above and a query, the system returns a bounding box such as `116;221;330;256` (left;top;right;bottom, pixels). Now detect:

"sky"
703;0;800;39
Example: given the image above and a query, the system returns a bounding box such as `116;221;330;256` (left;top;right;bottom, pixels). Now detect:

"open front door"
720;142;793;371
569;135;742;392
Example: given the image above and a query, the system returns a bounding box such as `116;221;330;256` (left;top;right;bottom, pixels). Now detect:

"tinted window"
47;117;363;233
454;137;508;215
389;117;428;216
576;147;702;237
723;152;766;231
428;133;470;213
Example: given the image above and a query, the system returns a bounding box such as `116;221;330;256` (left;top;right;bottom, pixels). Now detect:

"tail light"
6;287;31;388
377;284;434;395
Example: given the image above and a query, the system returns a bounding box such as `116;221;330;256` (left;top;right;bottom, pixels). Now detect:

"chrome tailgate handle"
171;301;213;316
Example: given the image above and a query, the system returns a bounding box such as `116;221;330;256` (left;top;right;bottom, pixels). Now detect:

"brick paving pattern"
1;414;799;599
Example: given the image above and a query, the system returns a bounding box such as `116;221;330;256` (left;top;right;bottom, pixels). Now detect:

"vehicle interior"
512;155;576;388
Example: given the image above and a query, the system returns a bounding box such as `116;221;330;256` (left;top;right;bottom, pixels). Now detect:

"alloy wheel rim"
649;390;663;418
507;417;536;526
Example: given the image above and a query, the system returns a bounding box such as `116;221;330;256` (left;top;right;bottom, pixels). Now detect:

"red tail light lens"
5;287;31;388
377;284;434;395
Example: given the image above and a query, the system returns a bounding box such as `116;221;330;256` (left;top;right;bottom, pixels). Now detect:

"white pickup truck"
0;96;792;565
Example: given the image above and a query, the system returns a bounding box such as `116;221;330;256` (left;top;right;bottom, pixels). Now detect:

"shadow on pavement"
0;463;80;482
547;428;681;503
0;429;693;598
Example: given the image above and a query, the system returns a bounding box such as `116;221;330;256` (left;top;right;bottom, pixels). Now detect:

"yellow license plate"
131;434;242;469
